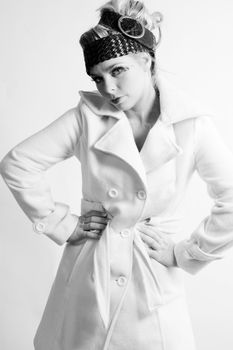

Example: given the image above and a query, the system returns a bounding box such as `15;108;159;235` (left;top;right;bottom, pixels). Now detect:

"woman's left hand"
137;224;178;267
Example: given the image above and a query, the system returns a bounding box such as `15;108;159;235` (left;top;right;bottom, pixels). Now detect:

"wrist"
66;216;81;242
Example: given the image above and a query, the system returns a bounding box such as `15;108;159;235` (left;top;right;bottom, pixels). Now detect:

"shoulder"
156;74;219;152
156;73;214;125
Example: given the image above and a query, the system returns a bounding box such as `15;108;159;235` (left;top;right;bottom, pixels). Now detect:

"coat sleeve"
174;115;233;274
0;105;83;245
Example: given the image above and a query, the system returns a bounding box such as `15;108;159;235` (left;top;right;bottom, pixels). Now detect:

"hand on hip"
137;224;177;267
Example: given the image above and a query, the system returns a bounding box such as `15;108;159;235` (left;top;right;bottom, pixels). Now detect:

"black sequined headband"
80;10;159;74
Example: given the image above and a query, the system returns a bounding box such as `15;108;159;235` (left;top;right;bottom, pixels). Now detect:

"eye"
91;76;103;84
111;66;127;77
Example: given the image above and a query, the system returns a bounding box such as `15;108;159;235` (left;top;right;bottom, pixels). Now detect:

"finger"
137;222;163;235
86;230;102;239
78;228;102;240
146;246;160;260
140;233;161;250
84;210;107;218
142;226;163;239
84;215;109;224
82;222;108;231
138;227;162;243
77;228;88;238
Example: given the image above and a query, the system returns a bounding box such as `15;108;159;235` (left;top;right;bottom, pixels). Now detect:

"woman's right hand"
67;210;110;244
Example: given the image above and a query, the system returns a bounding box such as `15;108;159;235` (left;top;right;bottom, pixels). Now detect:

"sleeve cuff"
174;239;223;275
32;202;79;245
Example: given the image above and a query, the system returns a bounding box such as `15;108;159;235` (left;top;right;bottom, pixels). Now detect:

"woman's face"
89;54;152;112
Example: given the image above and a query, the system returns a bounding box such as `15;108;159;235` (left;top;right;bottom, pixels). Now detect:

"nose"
102;76;116;97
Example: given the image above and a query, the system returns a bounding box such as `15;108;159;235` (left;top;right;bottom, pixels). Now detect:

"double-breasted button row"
108;188;147;200
116;276;127;287
92;273;127;287
108;188;118;198
136;190;147;200
120;229;130;238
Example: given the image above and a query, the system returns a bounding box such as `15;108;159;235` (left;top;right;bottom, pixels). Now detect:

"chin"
117;100;136;111
110;95;138;112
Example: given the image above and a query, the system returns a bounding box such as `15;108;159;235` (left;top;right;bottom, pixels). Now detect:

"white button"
117;276;127;287
34;222;46;233
120;229;130;238
137;190;147;200
108;188;118;198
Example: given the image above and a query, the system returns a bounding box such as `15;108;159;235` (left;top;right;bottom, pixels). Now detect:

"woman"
1;0;233;349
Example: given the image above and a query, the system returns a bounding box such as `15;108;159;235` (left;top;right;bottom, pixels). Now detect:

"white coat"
1;74;233;350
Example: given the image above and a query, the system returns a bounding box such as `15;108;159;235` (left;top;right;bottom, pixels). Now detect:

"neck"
125;81;159;125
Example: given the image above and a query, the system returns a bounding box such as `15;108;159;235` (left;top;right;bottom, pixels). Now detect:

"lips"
111;96;125;104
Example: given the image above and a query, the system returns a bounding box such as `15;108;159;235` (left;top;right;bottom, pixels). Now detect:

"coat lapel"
140;119;183;173
94;114;183;182
79;91;148;186
94;115;148;187
79;73;209;180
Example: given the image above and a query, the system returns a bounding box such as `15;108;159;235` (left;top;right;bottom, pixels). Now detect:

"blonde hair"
79;0;163;81
97;0;162;30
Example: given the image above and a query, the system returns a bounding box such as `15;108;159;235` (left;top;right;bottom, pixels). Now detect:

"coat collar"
78;74;210;186
78;73;210;124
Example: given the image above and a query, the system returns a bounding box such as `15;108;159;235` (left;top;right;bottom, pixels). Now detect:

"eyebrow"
90;62;125;76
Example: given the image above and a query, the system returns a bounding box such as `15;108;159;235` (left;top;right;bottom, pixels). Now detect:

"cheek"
120;75;141;94
123;70;145;92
